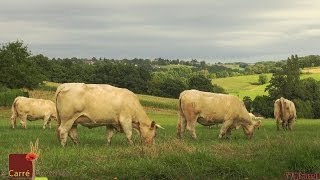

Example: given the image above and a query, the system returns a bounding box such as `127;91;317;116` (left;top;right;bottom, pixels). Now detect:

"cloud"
1;0;320;62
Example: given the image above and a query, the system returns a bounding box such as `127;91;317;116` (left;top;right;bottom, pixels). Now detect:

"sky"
1;0;320;63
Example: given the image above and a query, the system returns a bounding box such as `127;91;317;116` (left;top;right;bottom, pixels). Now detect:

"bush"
258;74;268;85
243;96;252;112
252;95;274;118
0;88;29;106
188;75;214;92
159;78;188;98
293;99;314;119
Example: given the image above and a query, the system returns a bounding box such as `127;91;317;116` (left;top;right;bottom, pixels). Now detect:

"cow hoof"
176;134;183;139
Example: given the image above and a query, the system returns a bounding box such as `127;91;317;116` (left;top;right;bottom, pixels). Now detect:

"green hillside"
213;74;272;99
213;72;320;99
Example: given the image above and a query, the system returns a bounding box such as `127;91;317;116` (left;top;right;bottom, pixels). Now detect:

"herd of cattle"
10;83;297;146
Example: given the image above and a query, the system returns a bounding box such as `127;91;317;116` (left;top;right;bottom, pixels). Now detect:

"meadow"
214;70;320;99
0;89;320;179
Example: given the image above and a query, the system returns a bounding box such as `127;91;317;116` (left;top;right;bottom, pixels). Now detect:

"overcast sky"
1;0;320;63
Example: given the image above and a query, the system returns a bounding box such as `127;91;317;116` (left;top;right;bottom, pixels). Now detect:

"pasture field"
1;81;320;179
222;64;245;71
213;74;272;99
214;70;320;99
302;67;320;74
1;107;320;179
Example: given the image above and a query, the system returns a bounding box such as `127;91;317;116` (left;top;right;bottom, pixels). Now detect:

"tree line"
0;41;224;98
2;40;320;118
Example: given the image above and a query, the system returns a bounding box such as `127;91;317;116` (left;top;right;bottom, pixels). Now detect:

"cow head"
139;121;164;145
243;120;261;139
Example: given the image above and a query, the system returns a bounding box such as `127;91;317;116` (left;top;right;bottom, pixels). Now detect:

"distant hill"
213;67;320;99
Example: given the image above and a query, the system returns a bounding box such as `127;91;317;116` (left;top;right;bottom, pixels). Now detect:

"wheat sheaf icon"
25;139;41;179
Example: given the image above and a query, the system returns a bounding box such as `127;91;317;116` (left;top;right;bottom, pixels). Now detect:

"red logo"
9;154;34;178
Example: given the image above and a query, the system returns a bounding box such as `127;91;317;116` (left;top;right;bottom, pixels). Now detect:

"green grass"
138;94;178;110
222;64;245;71
161;64;193;69
1;107;319;179
301;72;320;81
213;74;272;99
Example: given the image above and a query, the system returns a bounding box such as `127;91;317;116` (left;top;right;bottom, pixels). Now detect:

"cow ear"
150;121;156;130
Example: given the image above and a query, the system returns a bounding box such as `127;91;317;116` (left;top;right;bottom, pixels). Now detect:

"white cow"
11;96;57;129
274;97;297;130
177;90;261;139
55;83;163;147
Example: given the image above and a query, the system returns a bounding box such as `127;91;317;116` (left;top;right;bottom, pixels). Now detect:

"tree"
266;55;302;100
258;74;267;85
147;71;188;98
252;95;274;118
0;41;45;89
159;78;188;98
243;96;252;112
293;99;314;119
188;75;214;92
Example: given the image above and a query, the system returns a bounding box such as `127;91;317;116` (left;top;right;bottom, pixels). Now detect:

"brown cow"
55;83;163;147
11;96;57;129
177;90;261;139
274;97;296;130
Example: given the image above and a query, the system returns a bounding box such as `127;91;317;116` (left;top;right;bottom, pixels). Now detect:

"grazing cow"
55;83;163;147
11;97;57;129
274;97;296;130
177;90;261;139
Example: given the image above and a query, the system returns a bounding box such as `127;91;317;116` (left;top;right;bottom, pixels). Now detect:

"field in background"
222;64;245;71
214;74;272;99
302;67;320;74
35;67;320;102
214;69;320;99
160;64;193;69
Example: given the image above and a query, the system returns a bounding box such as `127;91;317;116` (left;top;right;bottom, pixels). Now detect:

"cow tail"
11;97;20;120
178;92;184;117
55;88;64;127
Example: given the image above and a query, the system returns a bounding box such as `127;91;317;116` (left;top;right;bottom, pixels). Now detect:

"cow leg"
183;112;198;139
58;120;75;147
288;119;294;131
186;119;197;139
43;115;50;129
119;117;134;145
282;121;287;130
11;115;17;129
20;115;27;129
276;118;280;131
68;125;79;145
225;128;232;139
106;126;114;145
48;118;52;129
219;121;233;139
177;113;187;138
